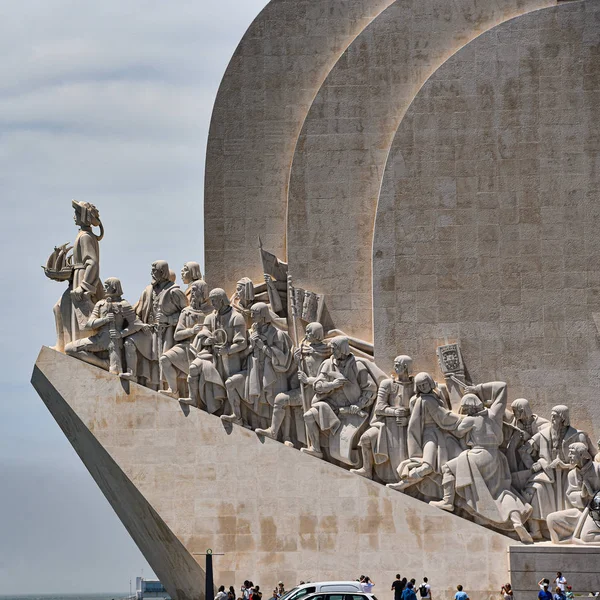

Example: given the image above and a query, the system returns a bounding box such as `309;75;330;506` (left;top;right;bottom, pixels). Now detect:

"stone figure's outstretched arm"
470;381;507;422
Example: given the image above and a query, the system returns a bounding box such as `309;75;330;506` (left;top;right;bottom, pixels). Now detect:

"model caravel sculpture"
42;200;600;546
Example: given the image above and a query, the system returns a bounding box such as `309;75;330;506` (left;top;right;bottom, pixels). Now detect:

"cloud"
0;0;270;592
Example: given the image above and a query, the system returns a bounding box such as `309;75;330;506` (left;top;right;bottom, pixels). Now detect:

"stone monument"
34;2;600;600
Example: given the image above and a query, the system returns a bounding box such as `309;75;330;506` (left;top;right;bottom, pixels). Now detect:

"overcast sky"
0;1;268;594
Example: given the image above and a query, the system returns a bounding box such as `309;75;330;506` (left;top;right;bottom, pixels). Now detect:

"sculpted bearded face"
151;261;170;285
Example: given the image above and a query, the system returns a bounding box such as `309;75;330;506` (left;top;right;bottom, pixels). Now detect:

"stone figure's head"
551;405;570;431
568;442;591;468
330;336;350;360
459;393;484;416
72;199;101;227
151;260;170;284
236;277;255;305
189;280;209;309
305;322;324;343
393;355;413;381
209;288;230;312
103;277;123;298
181;261;202;284
414;372;435;395
250;302;271;326
511;398;533;424
169;269;177;283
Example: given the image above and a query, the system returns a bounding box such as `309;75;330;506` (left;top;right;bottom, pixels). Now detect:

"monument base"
33;346;529;600
509;545;600;596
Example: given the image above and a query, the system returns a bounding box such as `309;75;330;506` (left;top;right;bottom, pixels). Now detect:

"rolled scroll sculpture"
44;201;600;545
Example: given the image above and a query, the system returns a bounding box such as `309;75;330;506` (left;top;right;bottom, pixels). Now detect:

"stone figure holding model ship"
45;199;104;352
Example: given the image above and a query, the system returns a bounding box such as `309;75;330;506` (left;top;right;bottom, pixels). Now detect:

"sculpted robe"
190;306;247;413
437;382;532;530
524;425;595;520
311;354;377;435
54;228;104;349
162;306;209;374
546;460;600;544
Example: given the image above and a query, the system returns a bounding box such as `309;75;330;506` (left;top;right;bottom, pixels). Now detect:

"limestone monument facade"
35;2;600;600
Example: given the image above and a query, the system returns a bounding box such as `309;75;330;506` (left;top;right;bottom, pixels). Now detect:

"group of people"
537;572;574;600
391;575;432;600
46;201;600;545
215;580;286;600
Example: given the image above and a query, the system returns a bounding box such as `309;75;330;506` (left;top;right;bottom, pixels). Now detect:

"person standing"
402;583;417;600
215;586;228;600
500;583;512;600
538;583;552;600
362;577;375;593
554;588;566;600
454;585;469;600
277;583;286;598
418;578;431;600
392;575;405;600
555;573;568;592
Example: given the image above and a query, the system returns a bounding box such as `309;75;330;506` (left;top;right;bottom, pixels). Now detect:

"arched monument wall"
204;0;396;293
287;0;555;342
373;0;600;440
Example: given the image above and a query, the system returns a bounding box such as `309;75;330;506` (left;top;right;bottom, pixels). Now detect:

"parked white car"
280;582;366;600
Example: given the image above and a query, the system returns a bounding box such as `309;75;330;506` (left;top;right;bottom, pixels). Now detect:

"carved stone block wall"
373;1;600;440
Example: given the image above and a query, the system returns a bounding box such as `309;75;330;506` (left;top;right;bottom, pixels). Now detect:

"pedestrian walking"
501;583;512;600
362;577;375;593
555;574;568;592
216;586;228;600
402;582;417;600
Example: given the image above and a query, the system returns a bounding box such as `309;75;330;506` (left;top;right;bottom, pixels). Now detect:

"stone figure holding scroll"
255;322;331;446
120;260;187;387
65;277;141;374
184;288;246;413
159;280;210;398
521;405;594;539
546;442;600;544
301;336;377;460
48;200;104;352
351;355;414;483
387;372;461;497
429;381;534;544
222;302;294;428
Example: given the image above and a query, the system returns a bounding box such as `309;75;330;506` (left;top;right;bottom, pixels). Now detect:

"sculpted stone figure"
255;322;331;446
159;280;210;397
181;262;203;302
222;302;294;427
50;200;104;352
301;336;377;460
429;382;534;544
184;288;247;413
503;398;549;485
231;276;287;330
521;405;594;539
120;260;187;387
351;355;414;482
546;442;600;544
387;372;461;496
65;277;141;374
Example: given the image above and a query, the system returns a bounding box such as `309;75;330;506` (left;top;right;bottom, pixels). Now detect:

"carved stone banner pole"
288;274;309;416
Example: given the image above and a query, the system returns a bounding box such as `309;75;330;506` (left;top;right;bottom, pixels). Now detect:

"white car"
303;592;378;600
280;582;366;600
